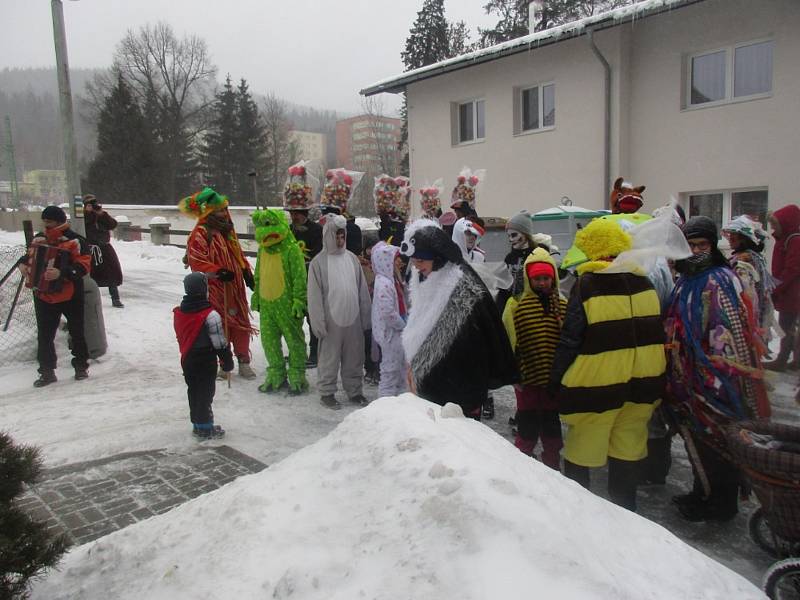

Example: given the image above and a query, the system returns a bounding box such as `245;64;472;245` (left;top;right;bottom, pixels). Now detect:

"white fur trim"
402;263;462;363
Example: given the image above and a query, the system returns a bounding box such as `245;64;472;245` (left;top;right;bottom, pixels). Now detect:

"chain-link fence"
0;244;36;366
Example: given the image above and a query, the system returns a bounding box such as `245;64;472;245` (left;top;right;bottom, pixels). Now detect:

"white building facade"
362;0;799;228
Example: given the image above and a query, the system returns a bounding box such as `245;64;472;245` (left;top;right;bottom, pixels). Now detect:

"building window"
453;99;485;144
688;39;773;107
521;83;555;131
687;188;768;232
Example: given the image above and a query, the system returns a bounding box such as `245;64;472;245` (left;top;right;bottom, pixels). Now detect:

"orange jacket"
23;224;91;304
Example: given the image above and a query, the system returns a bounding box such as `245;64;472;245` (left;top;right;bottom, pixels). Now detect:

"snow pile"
31;395;762;600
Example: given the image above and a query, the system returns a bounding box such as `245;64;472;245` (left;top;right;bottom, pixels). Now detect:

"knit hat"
83;194;98;206
506;210;534;238
42;205;67;224
683;216;718;243
183;272;208;297
526;261;555;280
178;187;229;219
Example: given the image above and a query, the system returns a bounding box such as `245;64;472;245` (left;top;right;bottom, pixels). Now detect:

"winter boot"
33;370;57;388
678;483;739;522
74;367;89;381
193;424;225;440
564;460;591;490
320;395;341;410
288;381;309;397
258;380;288;394
608;457;641;512
238;361;257;380
305;355;318;369
641;436;672;485
112;299;125;308
349;394;368;407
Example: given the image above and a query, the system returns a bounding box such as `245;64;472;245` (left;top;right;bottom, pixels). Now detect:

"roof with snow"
361;0;708;96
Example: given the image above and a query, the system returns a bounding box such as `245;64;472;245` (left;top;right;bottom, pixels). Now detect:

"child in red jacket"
173;272;233;439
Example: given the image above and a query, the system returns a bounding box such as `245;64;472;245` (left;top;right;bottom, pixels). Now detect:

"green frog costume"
250;209;308;394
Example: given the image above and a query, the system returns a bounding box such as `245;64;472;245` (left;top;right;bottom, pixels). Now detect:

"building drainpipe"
588;28;611;209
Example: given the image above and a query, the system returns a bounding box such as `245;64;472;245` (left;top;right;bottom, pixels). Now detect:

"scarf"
180;293;212;314
205;212;233;236
675;251;713;275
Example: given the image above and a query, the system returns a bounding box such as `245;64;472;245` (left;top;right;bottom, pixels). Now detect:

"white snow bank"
31;395;763;600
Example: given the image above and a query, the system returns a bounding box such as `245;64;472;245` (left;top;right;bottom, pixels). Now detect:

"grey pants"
317;322;364;397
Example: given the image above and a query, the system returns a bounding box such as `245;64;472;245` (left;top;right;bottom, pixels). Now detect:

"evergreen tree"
398;0;457;175
479;0;636;45
0;432;68;599
401;0;450;71
85;75;161;204
201;75;239;196
234;79;267;205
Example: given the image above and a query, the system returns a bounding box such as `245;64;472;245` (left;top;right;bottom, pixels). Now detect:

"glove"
291;299;305;320
216;269;234;282
218;346;234;372
243;269;255;290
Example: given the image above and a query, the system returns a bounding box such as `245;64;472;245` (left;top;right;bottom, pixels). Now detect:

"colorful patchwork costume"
250;209;308;394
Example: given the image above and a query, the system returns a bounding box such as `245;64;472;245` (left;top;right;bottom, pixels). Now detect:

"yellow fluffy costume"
574;219;632;275
550;216;666;510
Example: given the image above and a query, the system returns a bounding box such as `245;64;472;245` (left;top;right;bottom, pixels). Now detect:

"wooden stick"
222;277;231;389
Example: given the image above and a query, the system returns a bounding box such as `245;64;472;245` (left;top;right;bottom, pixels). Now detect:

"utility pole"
248;170;259;208
51;0;84;235
3;116;20;207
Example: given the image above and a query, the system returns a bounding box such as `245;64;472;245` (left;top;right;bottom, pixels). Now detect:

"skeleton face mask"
507;230;529;250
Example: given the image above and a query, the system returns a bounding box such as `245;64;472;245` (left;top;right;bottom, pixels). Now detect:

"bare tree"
262;93;298;206
347;97;402;217
360;96;400;175
113;22;216;201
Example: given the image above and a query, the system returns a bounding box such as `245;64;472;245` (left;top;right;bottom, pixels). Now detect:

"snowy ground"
1;231;796;598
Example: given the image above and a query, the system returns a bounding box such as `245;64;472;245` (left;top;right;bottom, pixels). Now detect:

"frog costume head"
253;208;293;250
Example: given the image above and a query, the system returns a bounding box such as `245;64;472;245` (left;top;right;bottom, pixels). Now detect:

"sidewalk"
20;446;266;547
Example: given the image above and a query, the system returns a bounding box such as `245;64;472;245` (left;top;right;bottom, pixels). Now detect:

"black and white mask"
507;230;529;250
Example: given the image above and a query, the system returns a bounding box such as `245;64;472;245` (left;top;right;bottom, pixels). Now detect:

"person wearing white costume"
307;215;372;410
370;242;408;398
452;217;486;263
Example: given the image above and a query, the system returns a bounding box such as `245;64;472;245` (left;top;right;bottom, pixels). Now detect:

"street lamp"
51;0;84;235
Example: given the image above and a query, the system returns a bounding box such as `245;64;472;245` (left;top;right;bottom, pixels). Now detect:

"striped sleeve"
205;310;228;349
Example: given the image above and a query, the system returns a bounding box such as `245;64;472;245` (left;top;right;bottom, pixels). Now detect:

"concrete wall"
405;0;798;219
407;33;612;218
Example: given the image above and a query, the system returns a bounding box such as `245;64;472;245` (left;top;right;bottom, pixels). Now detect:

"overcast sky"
1;0;497;115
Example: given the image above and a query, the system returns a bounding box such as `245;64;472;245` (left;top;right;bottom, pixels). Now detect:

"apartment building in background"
335;115;403;175
288;130;328;167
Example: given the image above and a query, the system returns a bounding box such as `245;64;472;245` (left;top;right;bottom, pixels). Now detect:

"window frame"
685;38;774;110
683;186;769;232
516;82;556;135
451;98;486;146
